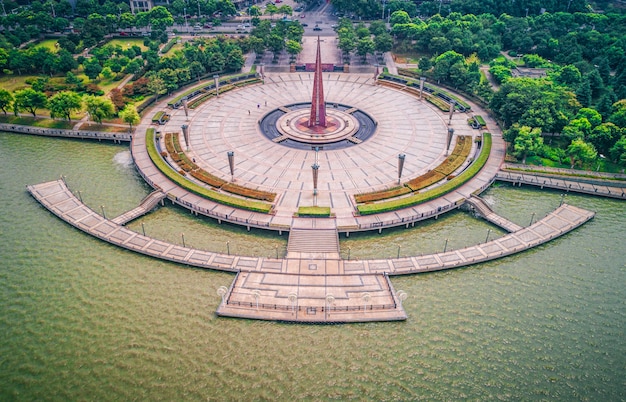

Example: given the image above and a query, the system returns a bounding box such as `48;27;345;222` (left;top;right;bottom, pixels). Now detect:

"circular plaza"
144;72;496;229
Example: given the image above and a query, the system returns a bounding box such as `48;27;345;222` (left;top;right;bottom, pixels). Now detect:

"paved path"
132;72;506;234
496;170;626;199
27;179;595;322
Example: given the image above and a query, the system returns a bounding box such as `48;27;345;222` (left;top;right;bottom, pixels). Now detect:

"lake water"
1;132;624;400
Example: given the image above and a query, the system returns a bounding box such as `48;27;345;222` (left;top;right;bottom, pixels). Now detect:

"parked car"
313;25;322;31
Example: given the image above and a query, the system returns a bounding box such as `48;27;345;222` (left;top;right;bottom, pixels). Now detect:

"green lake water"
1;132;624;400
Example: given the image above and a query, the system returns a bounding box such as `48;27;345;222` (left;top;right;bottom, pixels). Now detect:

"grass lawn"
27;39;59;52
105;38;149;52
0;75;35;92
0;115;75;129
80;123;130;133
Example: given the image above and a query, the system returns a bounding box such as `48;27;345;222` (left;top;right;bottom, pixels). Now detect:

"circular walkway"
133;73;505;232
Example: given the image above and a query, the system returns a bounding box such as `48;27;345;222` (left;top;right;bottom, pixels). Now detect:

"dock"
496;170;626;199
28;179;596;323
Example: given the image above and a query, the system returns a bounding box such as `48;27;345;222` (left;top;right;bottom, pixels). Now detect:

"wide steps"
287;228;339;254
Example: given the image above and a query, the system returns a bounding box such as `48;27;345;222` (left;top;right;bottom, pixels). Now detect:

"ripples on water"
1;133;625;400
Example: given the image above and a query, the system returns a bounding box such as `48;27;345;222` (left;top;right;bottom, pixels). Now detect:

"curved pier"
28;179;595;323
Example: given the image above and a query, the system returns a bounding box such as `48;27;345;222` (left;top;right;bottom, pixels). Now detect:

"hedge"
146;128;273;213
357;133;491;215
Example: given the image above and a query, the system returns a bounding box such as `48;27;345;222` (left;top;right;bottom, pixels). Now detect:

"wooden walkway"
28;179;595;323
465;195;523;232
111;190;167;225
0;123;132;143
496;170;626;199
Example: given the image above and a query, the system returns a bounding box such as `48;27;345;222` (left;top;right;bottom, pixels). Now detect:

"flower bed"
357;133;491;215
354;185;412;203
146;128;273;213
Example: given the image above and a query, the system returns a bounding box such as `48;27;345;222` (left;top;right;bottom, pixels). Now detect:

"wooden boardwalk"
465;195;523;232
28;179;595;323
496;170;626;199
111;190;166;225
0;123;132;143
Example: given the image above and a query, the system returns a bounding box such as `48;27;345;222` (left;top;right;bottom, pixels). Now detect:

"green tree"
389;10;411;25
356;37;375;62
84;95;115;124
513;126;543;163
225;48;245;72
285;40;302;62
589;123;622;157
374;32;394;54
609;136;626;166
119;104;140;131
48;91;83;121
567;139;597;169
13;88;47;117
0;89;14;115
147;75;168;102
83;58;103;81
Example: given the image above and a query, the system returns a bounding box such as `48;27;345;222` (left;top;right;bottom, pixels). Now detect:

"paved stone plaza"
162;73;481;224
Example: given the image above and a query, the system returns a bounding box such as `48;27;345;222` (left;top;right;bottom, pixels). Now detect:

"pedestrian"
264;100;267;106
257;104;260;108
248;110;250;114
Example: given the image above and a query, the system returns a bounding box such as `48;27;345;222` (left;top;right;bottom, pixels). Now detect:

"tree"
48;91;83;121
609;136;626;166
0;89;14;115
589;123;622;157
119;104;140;131
84;95;115;124
147;76;167;103
513;126;543;163
374;32;394;54
13;88;47;117
389;10;411;25
83;58;103;81
567;139;597;169
285;40;302;62
225;48;245;72
356;37;375;62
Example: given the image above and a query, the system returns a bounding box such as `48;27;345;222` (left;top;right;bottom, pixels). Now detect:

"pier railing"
0;123;132;142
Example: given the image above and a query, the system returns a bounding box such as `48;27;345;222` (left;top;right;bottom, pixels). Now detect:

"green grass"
297;206;331;217
29;39;59;52
0;115;75;129
357;133;492;215
105;38;149;52
146;128;273;213
0;75;33;92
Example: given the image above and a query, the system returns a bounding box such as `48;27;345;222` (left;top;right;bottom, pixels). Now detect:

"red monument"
308;37;327;128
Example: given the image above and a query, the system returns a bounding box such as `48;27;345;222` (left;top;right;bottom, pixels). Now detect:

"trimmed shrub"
357;133;492;215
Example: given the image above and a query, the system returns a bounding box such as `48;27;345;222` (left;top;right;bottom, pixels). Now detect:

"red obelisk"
308;37;327;127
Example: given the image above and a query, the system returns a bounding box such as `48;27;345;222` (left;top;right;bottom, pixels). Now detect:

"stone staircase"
286;228;340;259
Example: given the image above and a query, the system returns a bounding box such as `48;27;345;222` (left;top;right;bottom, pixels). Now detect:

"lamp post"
448;100;455;124
397;153;405;184
312;163;319;197
181;124;189;150
214;74;220;96
446;127;454;155
227;151;235;181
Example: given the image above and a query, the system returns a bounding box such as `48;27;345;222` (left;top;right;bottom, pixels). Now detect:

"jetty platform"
28;179;595;323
